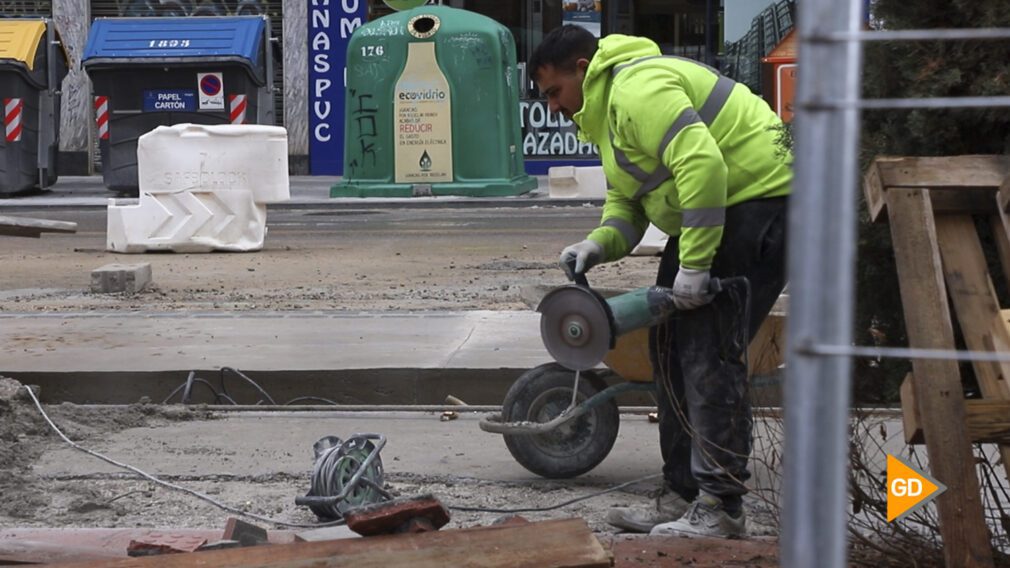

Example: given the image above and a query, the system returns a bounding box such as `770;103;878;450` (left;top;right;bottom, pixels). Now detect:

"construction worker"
529;25;791;538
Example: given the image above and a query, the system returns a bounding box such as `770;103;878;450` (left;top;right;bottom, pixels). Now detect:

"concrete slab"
0;311;544;373
31;410;909;495
33;412;665;484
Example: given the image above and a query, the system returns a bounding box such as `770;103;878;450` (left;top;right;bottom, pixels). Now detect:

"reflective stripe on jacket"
572;35;792;269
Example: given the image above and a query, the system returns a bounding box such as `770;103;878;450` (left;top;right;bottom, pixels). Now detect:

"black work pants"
650;196;788;507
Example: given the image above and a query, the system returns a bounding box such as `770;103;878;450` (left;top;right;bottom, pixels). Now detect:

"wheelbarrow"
480;274;785;479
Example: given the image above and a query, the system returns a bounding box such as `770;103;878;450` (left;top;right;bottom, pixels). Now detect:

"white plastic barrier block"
137;123;290;203
547;165;607;198
630;223;669;256
107;190;266;253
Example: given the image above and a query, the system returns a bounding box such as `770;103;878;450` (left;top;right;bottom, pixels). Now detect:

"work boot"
649;493;747;539
605;489;692;533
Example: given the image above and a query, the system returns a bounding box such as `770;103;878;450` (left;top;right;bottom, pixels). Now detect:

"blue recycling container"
83;16;274;195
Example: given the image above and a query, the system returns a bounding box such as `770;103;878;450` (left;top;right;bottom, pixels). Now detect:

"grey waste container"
0;18;68;194
82;16;274;195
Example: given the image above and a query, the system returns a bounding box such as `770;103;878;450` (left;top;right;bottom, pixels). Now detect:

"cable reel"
296;433;391;521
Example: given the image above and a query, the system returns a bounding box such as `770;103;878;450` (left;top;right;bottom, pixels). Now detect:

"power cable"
447;473;663;514
25;385;666;525
22;385;343;529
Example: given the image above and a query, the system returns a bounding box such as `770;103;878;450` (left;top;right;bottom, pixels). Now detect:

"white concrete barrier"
137;124;290;203
547;165;607;198
107;192;266;253
107;124;289;253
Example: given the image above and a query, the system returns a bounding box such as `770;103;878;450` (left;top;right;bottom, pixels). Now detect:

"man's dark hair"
528;25;598;80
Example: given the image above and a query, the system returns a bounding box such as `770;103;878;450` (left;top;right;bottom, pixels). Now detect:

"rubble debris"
490;514;531;527
126;533;208;556
197;540;242;552
344;494;450;536
292;525;360;543
221;517;268;547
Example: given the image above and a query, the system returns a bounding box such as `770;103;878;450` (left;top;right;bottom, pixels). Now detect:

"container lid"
0;20;46;69
83;16;266;83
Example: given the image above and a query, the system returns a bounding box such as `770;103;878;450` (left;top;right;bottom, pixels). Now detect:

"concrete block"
547;165;606;198
90;263;152;294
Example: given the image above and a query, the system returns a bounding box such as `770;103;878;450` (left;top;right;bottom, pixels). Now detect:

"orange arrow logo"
887;454;947;522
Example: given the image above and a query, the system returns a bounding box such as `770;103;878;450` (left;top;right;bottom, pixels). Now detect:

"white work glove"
672;266;714;310
559;239;603;281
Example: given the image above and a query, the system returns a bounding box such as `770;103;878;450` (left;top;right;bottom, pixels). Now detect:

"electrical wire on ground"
25;385;668;524
446;473;663;514
22;384;344;529
162;367;340;407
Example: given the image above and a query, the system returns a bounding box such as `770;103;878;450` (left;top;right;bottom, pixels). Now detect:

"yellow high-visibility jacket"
573;35;793;269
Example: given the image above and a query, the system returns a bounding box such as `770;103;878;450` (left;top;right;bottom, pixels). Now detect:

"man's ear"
576;57;590;73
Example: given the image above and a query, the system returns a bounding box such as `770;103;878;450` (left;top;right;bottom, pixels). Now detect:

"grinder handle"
563;258;590;287
708;276;746;296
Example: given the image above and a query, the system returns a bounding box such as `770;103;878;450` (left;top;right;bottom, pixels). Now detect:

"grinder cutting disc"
537;285;614;371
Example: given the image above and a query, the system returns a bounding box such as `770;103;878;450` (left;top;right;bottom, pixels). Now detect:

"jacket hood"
573;35;662;142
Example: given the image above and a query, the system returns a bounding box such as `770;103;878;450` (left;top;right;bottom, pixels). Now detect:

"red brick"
344;494;450;536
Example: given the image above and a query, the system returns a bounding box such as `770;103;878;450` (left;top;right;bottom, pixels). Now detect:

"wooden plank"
864;156;1010;221
995;173;1010;214
863;159;887;222
991;216;1010;292
901;375;1010;444
876;155;1010;189
749;314;785;376
0;215;77;238
899;373;923;445
935;215;1010;487
59;518;611;568
885;188;993;567
936;215;1010;399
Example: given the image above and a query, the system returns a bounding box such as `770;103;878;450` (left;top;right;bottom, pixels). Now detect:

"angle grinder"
538;272;740;371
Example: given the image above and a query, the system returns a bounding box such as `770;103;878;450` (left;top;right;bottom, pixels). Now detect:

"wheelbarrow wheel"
502;362;619;478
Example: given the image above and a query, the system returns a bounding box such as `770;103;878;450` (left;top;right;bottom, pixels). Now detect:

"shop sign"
308;0;368;175
520;99;598;158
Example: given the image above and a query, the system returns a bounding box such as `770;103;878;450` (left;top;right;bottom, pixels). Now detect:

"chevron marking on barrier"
195;192;237;238
148;193;194;240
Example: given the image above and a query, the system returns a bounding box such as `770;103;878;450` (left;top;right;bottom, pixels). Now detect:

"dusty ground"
0;378;787;568
0;377;782;544
0;207;659;313
0;205;966;565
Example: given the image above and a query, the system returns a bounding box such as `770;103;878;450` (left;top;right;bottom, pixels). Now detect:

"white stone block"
547;165;606;198
106;190;266;253
137;123;290;204
90;262;152;293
